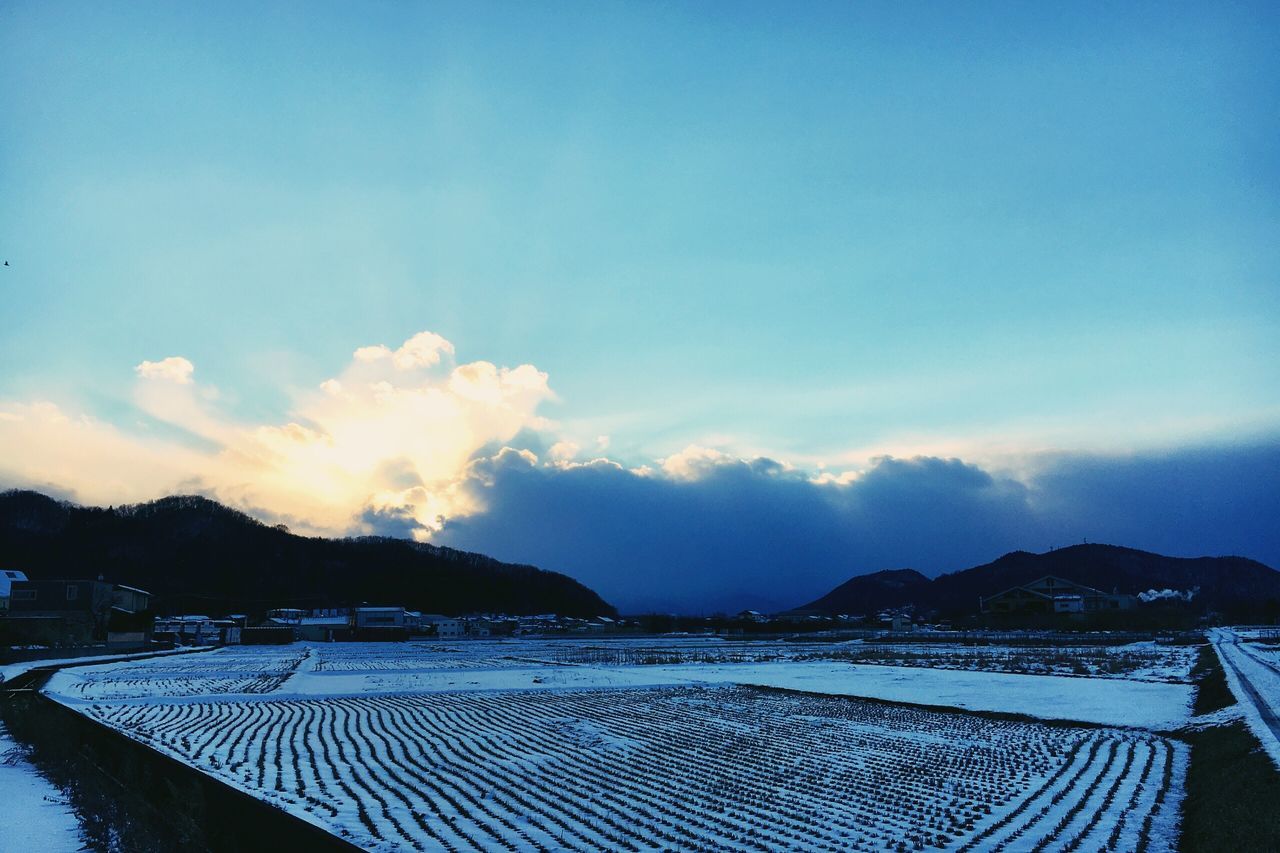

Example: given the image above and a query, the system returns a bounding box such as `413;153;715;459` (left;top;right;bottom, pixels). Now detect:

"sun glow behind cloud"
0;331;556;538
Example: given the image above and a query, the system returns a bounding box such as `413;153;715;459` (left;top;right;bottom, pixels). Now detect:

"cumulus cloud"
135;356;194;384
392;331;455;369
352;331;455;370
548;441;580;462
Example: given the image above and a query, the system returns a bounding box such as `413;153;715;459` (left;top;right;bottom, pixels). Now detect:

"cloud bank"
1;330;1276;613
437;442;1280;612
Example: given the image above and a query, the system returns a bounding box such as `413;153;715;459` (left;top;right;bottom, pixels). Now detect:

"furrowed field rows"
314;655;532;673
81;686;1181;852
54;647;309;699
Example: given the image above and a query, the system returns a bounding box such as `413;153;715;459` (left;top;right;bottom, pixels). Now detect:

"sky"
1;2;1277;612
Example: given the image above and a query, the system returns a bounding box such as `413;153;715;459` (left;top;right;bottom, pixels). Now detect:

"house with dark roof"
980;575;1135;616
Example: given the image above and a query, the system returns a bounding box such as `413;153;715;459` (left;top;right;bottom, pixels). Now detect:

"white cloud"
353;344;392;362
391;331;455;370
660;445;736;480
548;440;580;462
135;356;194;384
0;401;207;505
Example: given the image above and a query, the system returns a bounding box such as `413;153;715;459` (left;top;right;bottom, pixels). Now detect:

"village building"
154;615;219;645
6;579;153;648
420;614;463;638
265;607;306;625
208;619;242;645
980;575;1136;616
0;569;28;613
107;584;154;646
353;606;406;630
293;615;349;642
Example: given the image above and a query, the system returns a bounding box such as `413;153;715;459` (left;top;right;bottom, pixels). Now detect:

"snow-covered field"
637;662;1192;729
542;639;1198;683
43;639;1194;851
48;641;1195;729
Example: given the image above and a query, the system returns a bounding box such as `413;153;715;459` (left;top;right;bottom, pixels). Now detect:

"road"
1210;627;1280;767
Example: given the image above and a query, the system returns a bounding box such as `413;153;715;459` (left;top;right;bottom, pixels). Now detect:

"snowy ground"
465;636;1198;682
60;683;1184;853
38;638;1196;852
47;642;1194;729
1210;627;1280;769
0;721;83;852
639;661;1193;729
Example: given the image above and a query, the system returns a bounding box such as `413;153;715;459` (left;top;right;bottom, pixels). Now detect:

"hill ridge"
801;543;1280;622
0;489;616;617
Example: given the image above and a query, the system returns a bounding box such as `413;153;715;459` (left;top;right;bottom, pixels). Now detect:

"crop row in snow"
52;647;309;699
79;685;1182;852
546;643;1196;682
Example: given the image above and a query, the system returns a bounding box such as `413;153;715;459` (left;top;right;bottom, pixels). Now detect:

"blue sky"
1;2;1277;610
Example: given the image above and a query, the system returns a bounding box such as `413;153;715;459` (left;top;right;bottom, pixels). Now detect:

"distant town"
0;566;1209;665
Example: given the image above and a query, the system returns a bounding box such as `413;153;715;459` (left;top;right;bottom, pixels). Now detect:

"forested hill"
801;544;1280;622
0;490;616;617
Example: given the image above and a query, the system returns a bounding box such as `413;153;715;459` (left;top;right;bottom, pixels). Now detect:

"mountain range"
0;490;616;617
4;489;1276;623
800;544;1280;622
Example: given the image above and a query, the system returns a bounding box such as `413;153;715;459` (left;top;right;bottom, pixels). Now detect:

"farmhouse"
421;614;463;638
354;606;406;630
5;579;144;646
0;569;28;613
265;607;305;624
294;615;349;642
155;615;219;645
980;575;1136;616
107;584;154;646
208;619;242;645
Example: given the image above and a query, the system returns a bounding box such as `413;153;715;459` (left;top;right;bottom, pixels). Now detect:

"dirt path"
1211;630;1280;755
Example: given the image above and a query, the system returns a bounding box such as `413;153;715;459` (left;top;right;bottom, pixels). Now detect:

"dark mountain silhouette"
795;568;930;615
0;490;616;617
802;544;1280;622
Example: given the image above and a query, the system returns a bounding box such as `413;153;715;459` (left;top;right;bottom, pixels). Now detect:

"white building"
421;614;463;638
0;569;28;613
353;606;406;630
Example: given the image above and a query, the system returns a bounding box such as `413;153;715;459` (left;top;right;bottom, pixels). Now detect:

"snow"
627;662;1193;729
64;683;1184;853
37;639;1195;852
42;642;1194;729
1210;628;1280;769
0;721;83;852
